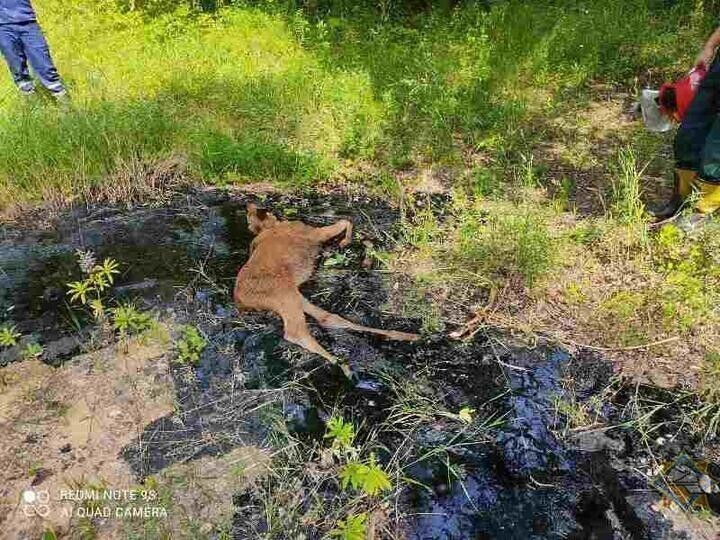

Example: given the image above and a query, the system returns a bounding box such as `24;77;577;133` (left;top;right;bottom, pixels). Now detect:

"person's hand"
696;45;715;68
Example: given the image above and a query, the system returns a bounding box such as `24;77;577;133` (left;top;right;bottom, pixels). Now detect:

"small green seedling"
110;304;153;337
176;325;207;365
0;324;21;348
21;342;44;359
67;252;121;321
323;253;349;268
329;513;367;540
339;454;392;496
324;416;356;454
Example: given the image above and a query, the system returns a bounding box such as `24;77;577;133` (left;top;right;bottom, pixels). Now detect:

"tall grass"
611;147;646;223
402;195;556;289
455;204;554;287
0;0;715;209
0;1;382;207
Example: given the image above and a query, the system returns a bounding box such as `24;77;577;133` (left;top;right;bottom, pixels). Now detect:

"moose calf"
234;203;419;377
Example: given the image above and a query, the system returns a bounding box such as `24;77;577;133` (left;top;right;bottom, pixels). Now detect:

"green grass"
611;147;647;224
455;203;554;287
0;0;715;208
400;194;557;290
0;1;382;206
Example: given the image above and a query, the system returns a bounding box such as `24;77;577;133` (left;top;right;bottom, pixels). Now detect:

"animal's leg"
314;219;353;247
302;297;420;341
277;294;352;378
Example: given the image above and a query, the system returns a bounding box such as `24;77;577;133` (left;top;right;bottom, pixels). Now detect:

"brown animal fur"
233;203;419;376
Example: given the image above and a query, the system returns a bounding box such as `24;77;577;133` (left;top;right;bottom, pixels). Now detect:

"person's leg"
18;22;65;96
0;24;34;94
699;109;720;185
655;59;720;218
676;168;696;199
694;179;720;214
675;59;720;172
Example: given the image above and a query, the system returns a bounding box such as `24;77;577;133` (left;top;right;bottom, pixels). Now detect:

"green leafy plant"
176;325;207;365
67;279;93;305
324;416;356;454
21;342;44;359
110;304;154;337
329;513;367;540
0;324;21;348
654;224;685;269
339;454;392;496
67;251;121;321
40;529;57;540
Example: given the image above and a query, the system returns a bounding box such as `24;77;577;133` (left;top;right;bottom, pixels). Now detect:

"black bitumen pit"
0;188;716;539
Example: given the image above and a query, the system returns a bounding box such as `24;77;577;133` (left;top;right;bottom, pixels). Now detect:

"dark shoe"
649;192;683;220
650;169;688;220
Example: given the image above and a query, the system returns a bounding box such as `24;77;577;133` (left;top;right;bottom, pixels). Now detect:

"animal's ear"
247;203;268;220
247;203;275;234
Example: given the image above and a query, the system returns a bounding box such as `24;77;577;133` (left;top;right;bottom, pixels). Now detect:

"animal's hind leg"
276;293;352;377
302;297;420;341
314;219;353;247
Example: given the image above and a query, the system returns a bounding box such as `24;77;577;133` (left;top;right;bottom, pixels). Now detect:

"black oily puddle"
0;198;247;364
0;189;397;366
233;335;691;539
1;190;710;538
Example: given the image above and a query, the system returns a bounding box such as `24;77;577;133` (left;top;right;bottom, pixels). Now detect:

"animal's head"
247;203;279;235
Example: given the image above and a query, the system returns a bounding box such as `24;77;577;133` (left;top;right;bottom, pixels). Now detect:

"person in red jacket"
653;26;720;219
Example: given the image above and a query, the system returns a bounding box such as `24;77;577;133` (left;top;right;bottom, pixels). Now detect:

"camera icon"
21;489;50;518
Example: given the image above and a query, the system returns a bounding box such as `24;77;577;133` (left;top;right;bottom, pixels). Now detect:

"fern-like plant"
339;454;392;496
0;324;21;348
325;416;356;454
329;513;367;540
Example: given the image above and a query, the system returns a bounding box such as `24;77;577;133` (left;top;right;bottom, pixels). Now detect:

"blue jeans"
0;21;64;95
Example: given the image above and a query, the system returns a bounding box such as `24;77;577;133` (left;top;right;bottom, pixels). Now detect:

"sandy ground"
0;340;175;538
0;335;267;539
